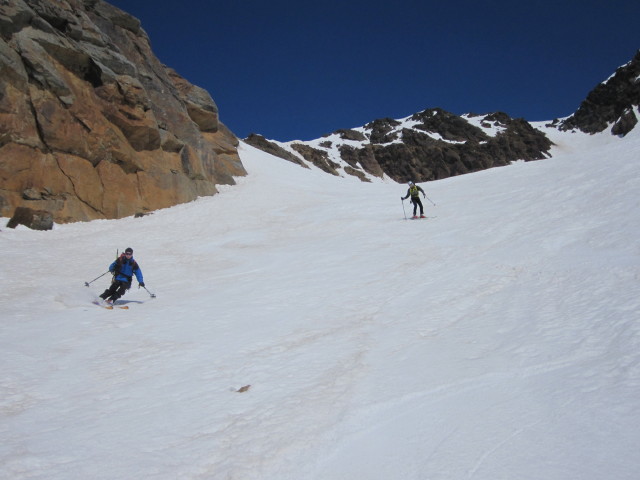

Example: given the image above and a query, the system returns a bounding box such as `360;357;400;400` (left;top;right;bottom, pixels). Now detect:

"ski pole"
84;271;110;287
424;194;436;206
142;285;156;298
400;197;407;220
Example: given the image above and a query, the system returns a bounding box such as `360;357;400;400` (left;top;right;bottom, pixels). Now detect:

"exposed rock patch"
560;49;640;136
7;206;54;230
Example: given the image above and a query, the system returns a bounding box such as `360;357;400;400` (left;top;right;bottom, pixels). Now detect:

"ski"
92;300;129;309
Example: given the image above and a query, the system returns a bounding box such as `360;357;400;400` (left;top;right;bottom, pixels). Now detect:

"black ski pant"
411;197;424;216
100;280;130;302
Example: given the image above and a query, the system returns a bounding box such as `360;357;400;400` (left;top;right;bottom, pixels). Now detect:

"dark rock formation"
290;143;340;176
335;129;367;142
244;134;308;168
7;206;54;230
560;49;640;136
249;108;553;183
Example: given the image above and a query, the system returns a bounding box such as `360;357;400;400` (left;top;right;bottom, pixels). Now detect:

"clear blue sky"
107;0;639;141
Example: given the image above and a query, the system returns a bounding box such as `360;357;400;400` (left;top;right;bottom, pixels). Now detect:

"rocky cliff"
0;0;246;223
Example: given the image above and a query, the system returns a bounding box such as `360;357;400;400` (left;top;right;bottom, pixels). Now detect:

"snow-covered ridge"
249;109;555;182
244;51;639;184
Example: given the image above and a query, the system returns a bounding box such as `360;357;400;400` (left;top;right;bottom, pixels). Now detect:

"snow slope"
1;125;639;479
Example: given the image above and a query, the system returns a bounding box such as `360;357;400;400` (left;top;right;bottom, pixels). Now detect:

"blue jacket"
109;255;144;285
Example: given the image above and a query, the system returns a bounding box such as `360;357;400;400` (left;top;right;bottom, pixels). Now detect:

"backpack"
114;254;138;285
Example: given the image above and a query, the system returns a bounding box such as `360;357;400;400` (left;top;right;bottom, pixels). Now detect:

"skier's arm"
133;266;144;284
108;260;117;273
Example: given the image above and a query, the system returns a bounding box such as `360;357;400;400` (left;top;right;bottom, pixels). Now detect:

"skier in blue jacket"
99;247;144;304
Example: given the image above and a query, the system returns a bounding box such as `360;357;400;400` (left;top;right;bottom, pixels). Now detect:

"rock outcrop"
0;0;246;223
7;205;53;230
245;109;553;183
560;49;640;136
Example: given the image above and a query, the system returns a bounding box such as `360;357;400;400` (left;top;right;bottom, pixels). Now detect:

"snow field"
1;127;639;479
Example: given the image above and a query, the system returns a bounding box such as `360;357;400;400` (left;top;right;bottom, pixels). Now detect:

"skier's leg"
108;281;127;302
100;283;117;300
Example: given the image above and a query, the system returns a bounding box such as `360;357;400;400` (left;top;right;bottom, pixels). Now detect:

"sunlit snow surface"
1;124;639;479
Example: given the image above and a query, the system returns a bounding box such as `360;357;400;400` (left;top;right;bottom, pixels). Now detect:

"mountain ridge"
246;49;640;184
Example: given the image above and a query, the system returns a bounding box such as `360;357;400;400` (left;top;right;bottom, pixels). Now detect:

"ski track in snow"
1;126;640;479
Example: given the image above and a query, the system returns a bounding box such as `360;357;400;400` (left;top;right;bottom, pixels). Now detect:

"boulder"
7;206;54;230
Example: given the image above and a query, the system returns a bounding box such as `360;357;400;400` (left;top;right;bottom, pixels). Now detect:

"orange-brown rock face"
0;0;246;223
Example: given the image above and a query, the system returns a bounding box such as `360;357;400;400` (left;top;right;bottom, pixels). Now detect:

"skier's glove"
139;282;145;288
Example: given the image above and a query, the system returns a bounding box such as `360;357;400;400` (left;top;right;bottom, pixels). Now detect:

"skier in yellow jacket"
401;181;426;218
